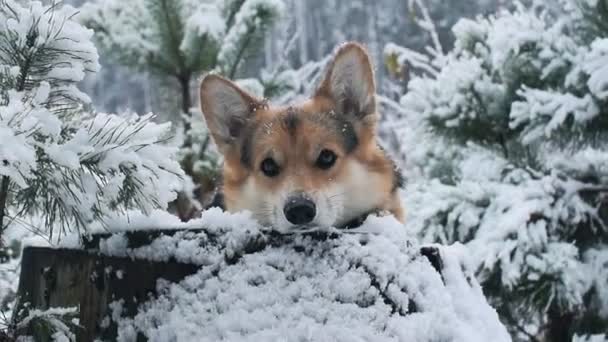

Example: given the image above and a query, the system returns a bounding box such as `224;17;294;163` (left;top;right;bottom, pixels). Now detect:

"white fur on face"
231;160;387;232
329;160;387;226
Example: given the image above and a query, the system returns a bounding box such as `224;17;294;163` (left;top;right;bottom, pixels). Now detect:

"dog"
199;42;404;232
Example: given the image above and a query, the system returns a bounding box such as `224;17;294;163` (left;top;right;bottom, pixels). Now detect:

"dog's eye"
316;149;337;170
261;158;280;177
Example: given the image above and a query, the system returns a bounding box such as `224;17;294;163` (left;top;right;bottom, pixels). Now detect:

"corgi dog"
199;42;404;232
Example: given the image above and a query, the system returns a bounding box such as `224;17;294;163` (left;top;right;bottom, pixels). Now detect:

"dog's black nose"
284;196;316;225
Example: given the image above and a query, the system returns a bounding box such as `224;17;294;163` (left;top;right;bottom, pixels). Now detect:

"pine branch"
224;0;247;30
408;0;444;57
157;0;185;75
228;31;253;79
223;2;281;79
0;0;187;241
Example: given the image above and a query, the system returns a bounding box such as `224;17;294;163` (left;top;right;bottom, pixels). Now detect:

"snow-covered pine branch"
0;0;184;240
217;0;285;78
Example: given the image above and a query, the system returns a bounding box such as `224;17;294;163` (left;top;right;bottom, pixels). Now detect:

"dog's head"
200;42;398;232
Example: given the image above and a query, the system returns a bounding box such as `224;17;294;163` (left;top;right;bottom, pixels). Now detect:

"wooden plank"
15;246;199;341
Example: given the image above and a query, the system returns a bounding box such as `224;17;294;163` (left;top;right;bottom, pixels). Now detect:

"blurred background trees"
74;0;505;115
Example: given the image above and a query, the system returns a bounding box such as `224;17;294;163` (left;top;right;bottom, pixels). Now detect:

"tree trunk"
179;73;192;148
175;73;196;222
174;73;216;222
546;304;574;342
0;175;10;243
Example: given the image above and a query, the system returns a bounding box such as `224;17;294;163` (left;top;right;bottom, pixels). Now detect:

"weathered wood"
15;246;199;341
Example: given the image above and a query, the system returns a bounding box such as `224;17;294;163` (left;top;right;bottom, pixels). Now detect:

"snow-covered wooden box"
15;210;511;341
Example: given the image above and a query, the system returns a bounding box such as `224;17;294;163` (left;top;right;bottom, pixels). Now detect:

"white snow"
484;7;546;69
179;1;226;61
510;88;599;143
1;0;99;100
575;335;608;342
582;38;608;100
16;307;78;342
0;91;38;187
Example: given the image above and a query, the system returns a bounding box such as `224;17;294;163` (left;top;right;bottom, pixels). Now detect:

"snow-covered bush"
386;0;608;340
0;0;184;240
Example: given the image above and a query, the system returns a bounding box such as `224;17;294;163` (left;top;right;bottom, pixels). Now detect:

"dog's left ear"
315;42;376;120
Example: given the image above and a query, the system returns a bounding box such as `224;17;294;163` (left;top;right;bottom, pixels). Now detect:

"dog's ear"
315;42;376;121
200;75;262;153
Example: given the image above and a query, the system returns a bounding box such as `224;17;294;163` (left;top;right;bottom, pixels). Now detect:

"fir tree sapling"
79;0;285;220
385;0;608;340
0;0;184;241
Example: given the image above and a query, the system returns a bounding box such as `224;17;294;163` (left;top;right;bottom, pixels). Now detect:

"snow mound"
93;210;510;342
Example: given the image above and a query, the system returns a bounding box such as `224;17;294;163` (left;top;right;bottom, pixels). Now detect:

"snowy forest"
0;0;607;341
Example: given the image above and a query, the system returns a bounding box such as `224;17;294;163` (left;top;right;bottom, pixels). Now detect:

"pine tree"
0;0;184;242
386;0;608;340
79;0;285;220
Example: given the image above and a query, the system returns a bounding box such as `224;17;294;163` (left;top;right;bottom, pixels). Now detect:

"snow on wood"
16;210;512;341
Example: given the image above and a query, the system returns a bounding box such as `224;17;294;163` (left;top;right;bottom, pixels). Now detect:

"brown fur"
200;42;404;230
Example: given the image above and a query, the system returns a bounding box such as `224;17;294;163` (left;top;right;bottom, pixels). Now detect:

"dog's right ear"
200;75;261;154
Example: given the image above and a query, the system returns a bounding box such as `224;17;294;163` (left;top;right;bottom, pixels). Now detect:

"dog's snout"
284;195;316;225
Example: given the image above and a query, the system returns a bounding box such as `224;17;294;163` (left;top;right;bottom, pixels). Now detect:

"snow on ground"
71;209;512;342
575;335;608;342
